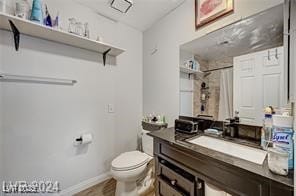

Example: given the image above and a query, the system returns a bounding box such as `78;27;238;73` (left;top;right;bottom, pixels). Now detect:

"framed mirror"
179;4;289;126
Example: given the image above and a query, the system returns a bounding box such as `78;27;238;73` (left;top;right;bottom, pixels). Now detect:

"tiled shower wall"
193;57;233;120
193;58;208;118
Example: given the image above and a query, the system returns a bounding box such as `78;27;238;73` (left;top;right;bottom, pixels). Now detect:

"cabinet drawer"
158;159;195;195
157;175;189;196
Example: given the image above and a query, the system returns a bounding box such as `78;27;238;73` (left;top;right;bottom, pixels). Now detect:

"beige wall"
143;0;284;125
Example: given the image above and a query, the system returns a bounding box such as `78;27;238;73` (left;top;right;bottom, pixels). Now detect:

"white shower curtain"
218;68;233;121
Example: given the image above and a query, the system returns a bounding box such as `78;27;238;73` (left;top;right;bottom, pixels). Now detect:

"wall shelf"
0;13;125;63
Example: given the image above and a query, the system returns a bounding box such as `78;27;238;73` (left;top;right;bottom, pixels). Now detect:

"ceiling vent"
110;0;133;13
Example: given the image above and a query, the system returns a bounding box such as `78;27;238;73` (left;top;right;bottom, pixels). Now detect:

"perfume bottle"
30;0;43;23
15;0;30;19
43;4;52;27
84;22;90;38
68;18;76;33
75;22;84;36
52;11;59;29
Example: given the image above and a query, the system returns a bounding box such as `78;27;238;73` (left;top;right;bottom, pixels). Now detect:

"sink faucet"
224;118;239;138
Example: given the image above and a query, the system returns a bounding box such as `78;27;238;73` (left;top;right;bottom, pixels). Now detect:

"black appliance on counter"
175;119;198;134
178;115;216;132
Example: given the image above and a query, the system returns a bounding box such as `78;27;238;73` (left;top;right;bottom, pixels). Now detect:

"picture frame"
195;0;234;30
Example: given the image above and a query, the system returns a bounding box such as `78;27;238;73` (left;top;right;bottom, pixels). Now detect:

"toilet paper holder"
76;137;83;142
74;133;93;146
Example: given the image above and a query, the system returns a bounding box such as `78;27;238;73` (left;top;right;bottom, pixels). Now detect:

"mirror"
179;5;286;126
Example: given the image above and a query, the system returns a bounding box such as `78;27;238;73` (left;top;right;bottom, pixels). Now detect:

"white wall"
0;0;142;194
0;29;3;196
179;72;193;116
294;103;296;129
143;0;284;126
179;50;194;116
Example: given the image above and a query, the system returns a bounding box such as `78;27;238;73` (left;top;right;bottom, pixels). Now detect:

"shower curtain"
218;68;233;121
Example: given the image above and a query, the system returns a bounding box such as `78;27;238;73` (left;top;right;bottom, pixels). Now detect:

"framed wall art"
195;0;234;29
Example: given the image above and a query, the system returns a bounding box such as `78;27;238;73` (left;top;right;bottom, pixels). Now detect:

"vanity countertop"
148;127;294;188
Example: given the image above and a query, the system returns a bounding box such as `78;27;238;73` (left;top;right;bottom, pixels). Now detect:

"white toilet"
111;129;154;196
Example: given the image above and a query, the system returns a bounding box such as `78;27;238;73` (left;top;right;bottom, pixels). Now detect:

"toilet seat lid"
111;151;150;171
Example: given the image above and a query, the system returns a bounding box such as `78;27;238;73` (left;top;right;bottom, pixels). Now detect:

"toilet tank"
142;129;153;156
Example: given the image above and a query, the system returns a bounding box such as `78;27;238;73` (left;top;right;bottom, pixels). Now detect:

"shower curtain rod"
203;65;233;73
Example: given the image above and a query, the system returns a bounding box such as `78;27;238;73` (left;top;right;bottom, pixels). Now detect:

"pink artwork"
195;0;233;29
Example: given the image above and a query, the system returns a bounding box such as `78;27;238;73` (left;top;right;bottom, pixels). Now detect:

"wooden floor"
74;178;155;196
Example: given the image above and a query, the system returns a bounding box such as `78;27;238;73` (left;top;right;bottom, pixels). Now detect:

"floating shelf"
0;13;125;57
180;66;203;75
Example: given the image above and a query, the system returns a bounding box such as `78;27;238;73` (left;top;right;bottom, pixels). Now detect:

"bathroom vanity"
149;128;294;196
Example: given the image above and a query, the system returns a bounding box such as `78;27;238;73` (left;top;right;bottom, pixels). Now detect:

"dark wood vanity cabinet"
153;139;293;196
156;158;203;196
269;181;294;196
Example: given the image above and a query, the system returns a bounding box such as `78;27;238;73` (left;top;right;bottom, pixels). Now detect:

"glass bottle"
84;22;90;38
68;18;76;34
261;114;273;150
15;0;30;19
75;22;84;36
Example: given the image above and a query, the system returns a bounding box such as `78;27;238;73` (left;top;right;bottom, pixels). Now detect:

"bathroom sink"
188;136;267;165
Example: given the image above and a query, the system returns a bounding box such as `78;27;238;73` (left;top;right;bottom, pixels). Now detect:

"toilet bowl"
111;151;153;196
111;129;154;196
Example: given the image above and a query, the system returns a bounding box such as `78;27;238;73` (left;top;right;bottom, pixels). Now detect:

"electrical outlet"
108;104;115;113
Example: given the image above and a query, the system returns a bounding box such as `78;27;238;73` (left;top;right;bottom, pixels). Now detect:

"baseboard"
58;172;111;196
0;173;111;196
